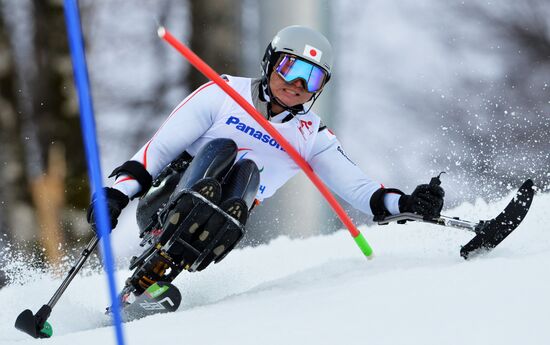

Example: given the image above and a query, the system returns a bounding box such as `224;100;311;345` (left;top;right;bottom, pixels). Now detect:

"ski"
108;282;182;323
377;179;535;259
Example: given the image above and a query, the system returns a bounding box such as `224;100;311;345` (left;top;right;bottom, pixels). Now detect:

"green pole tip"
353;233;374;258
40;321;53;338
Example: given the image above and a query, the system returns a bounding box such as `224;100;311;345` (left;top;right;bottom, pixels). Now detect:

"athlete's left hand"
399;184;445;218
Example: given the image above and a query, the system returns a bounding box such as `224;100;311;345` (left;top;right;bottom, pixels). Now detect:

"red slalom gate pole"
157;27;373;259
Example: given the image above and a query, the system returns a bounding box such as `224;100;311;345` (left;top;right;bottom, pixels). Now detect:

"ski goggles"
275;54;328;93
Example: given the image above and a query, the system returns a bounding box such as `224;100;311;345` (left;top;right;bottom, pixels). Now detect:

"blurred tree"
0;0;17;244
127;0;190;147
0;0;89;265
187;0;242;90
0;1;15;286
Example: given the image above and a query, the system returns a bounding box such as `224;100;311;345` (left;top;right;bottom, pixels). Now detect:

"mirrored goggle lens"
275;55;327;93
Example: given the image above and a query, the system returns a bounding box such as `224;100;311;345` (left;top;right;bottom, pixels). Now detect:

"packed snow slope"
1;189;549;345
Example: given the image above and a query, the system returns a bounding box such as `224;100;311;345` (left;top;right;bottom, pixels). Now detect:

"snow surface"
1;189;549;345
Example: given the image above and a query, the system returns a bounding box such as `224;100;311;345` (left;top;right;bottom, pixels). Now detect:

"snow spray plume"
157;26;374;259
0;238;103;287
0;240;46;287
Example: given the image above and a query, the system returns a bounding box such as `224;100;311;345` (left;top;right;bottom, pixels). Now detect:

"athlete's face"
269;69;313;110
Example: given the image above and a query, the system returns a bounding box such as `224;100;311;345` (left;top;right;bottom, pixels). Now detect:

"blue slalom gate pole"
63;1;126;344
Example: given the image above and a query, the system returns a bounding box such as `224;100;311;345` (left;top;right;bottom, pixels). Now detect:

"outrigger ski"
378;179;535;259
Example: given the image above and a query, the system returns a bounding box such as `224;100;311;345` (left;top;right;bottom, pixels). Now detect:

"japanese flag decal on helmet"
303;44;323;63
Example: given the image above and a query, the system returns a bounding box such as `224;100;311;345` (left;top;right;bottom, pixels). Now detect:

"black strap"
318;120;327;132
370;187;405;221
109;160;153;198
281;113;294;123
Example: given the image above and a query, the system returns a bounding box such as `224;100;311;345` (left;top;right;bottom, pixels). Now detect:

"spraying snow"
1;190;549;345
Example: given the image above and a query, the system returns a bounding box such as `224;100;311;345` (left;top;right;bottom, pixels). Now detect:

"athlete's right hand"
86;187;129;232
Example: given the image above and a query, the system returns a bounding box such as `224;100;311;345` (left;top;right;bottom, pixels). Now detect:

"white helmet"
261;25;333;80
261;25;333;113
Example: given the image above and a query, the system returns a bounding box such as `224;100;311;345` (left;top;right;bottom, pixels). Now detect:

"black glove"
86;187;129;232
399;184;445;218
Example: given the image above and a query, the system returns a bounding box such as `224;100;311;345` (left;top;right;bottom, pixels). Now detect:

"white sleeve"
112;81;225;198
309;129;401;217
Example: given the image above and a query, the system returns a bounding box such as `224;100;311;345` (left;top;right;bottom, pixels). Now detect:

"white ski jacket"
112;75;400;217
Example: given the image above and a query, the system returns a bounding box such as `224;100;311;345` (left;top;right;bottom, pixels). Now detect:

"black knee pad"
189;159;260;271
222;158;260;210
